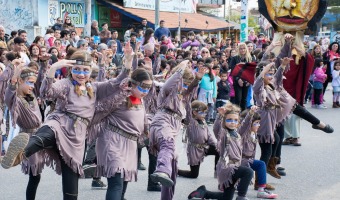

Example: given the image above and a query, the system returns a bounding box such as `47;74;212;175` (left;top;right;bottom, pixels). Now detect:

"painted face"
19;76;37;95
264;70;275;84
194;110;207;120
71;65;91;85
264;0;320;31
251;120;261;133
224;113;239;130
131;80;153;99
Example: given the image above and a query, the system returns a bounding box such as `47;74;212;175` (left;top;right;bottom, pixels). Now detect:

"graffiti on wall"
0;0;33;32
48;0;59;26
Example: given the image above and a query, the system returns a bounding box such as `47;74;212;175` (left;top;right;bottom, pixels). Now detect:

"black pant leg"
271;131;280;157
275;124;285;164
178;164;200;178
293;104;320;125
61;157;79;200
231;166;253;197
26;170;41;200
259;142;272;165
84;140;97;165
106;173;124;200
205;145;219;170
234;82;242;108
24;126;57;158
314;88;322;105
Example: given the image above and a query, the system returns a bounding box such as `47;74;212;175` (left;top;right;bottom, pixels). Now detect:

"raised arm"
40;60;75;100
238;107;256;137
96;41;133;100
274;58;291;90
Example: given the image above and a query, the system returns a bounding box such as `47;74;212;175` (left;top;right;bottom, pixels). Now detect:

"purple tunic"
40;68;128;176
253;67;283;143
185;117;217;166
96;101;147;182
239;113;256;167
149;70;199;155
215;128;242;188
5;84;44;176
0;63;14;123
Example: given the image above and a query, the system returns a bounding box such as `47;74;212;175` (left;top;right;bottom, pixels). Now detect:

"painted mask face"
264;0;320;31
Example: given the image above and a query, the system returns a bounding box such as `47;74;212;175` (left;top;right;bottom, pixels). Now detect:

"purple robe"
5;84;44;176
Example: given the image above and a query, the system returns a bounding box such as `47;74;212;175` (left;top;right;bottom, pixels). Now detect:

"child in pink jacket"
312;58;327;109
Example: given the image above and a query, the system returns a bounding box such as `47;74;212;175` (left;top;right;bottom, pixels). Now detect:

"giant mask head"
259;0;327;32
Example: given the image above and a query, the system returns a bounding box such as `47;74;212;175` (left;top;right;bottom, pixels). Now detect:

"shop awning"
98;0;234;32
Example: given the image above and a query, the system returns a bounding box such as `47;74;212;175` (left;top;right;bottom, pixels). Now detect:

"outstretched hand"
281;57;293;69
195;66;205;80
124;41;134;60
119;78;132;92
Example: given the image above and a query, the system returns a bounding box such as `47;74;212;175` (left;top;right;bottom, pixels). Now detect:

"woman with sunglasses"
1;48;132;199
62;17;75;31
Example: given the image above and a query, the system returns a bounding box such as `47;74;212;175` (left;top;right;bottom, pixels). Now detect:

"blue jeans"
250;159;266;185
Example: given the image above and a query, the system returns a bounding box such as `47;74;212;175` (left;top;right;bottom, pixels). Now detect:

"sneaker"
257;190;278;199
150;172;174;187
1;133;29;169
91;179;107;190
316;104;327;109
138;162;146;170
188;185;206;199
83;163;96;178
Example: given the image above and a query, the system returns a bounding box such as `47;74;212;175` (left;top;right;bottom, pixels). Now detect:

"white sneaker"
257;190;278;199
316;104;327;109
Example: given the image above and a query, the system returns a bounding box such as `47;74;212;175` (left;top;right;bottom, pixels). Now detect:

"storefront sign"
110;10;122;27
124;0;195;13
60;1;85;27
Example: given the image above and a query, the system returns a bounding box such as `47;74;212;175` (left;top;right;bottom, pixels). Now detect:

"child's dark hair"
313;58;323;72
6;52;20;62
27;61;39;71
138;59;145;68
20;68;37;81
191;100;208;112
220;70;228;76
204;64;214;82
240;109;261;123
90;67;99;80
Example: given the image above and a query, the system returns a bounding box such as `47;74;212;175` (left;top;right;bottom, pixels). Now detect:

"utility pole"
240;0;248;42
178;0;181;39
228;0;231;37
155;0;160;30
85;0;91;36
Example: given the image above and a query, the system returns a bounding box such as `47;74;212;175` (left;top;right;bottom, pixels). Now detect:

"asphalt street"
1;91;340;200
